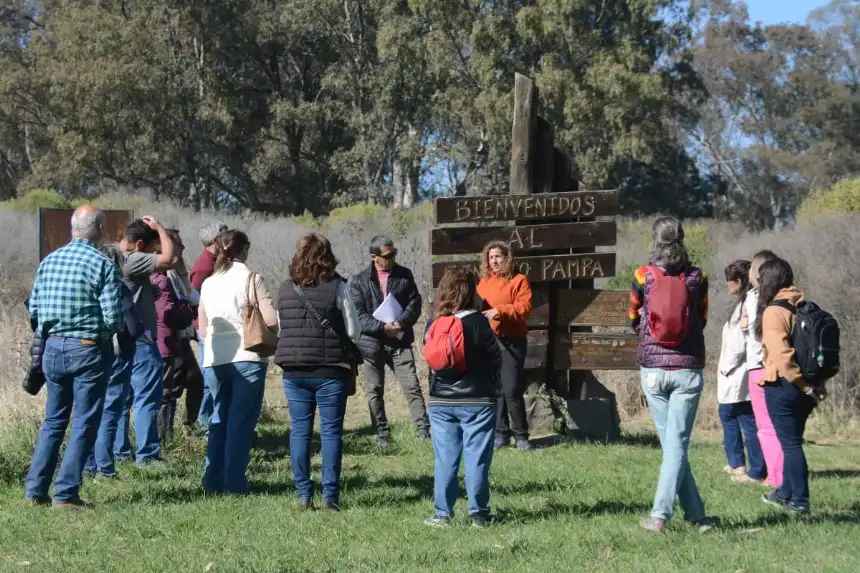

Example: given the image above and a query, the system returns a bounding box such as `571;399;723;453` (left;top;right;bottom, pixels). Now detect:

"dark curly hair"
290;233;339;286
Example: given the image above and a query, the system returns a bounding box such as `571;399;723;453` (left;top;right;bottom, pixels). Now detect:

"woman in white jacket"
718;260;765;484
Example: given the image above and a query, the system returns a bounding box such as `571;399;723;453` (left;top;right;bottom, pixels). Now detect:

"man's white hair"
71;208;106;240
199;221;228;247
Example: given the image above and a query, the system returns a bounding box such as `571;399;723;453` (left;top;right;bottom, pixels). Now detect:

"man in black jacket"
349;236;430;447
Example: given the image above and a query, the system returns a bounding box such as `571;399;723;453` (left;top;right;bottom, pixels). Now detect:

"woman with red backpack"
629;217;720;534
423;267;503;528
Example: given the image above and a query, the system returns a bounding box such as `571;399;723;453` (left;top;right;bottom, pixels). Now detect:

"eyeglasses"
375;249;397;261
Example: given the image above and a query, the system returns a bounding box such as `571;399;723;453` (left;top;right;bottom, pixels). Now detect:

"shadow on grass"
616;433;662;449
810;469;860;479
730;503;860;528
495;499;652;524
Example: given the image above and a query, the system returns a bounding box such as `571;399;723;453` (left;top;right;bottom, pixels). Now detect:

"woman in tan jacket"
755;257;825;514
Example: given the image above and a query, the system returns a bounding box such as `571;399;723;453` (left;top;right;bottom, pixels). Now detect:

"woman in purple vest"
629;217;720;534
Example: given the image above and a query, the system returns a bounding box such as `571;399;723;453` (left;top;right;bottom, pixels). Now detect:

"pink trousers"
748;368;783;488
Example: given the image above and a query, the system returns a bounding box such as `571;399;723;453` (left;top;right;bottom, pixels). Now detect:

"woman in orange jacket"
476;241;533;450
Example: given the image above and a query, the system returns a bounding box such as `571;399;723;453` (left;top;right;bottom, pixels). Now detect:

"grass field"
1;386;859;573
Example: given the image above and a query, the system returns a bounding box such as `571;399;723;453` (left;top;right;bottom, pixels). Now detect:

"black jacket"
274;275;354;379
349;263;422;358
426;311;502;405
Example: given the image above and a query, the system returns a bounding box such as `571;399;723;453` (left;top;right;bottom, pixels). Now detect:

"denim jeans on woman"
718;401;766;480
196;330;215;430
25;338;112;503
85;344;135;477
765;378;816;510
283;377;348;504
202;361;267;494
430;405;496;519
640;368;707;522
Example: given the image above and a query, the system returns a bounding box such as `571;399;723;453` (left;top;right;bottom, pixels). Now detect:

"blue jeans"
85;347;134;476
203;361;267;494
640;368;706;522
25;338;111;503
718;401;766;480
765;378;815;509
283;377;348;503
196;333;214;429
429;404;497;519
115;340;164;465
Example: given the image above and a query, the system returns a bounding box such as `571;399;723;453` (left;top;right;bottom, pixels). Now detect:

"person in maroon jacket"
152;230;194;439
190;221;227;431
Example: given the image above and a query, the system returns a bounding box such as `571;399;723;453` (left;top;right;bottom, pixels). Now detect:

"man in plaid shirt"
25;205;123;508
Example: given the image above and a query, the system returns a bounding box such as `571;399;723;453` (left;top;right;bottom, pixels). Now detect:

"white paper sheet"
373;294;405;339
373;293;403;323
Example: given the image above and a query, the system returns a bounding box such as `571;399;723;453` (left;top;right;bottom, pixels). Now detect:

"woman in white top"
718;260;765;484
743;250;782;489
198;230;278;494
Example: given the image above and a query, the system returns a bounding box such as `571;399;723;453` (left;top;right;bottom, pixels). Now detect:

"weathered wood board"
555;289;631;328
553;333;639;370
524;329;549;370
39;208;133;260
432;253;615;286
435;190;620;225
430;221;616;256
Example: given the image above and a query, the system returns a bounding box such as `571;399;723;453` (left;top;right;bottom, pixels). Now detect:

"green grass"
1;418;859;573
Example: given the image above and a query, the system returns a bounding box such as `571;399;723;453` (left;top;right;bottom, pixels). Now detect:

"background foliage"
1;0;857;226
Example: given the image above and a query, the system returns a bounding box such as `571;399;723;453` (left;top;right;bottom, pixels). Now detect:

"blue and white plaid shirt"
29;238;124;339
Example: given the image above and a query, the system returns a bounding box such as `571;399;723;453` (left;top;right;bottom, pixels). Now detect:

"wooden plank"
554;333;639;370
433;252;616;286
534;117;554;194
527;284;550;328
434;190;620;224
555;289;631;327
509;73;538;195
39;208;134;261
430;221;617;256
524;329;549;370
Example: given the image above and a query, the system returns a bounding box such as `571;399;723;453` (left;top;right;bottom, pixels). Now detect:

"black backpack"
770;300;840;386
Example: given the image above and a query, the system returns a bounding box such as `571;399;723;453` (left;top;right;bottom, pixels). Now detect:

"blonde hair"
480;241;515;279
749;250;777;288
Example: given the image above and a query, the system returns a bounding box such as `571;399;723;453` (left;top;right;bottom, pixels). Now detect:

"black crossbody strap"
292;282;360;362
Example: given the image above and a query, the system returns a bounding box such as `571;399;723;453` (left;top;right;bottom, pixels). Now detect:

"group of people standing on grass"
22;205;830;529
22;205;536;523
631;217;832;534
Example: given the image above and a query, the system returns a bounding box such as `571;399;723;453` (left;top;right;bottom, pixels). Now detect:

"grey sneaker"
418;430;431;442
494;437;510;450
694;516;721;534
515;439;533;451
424;515;451;528
639;516;666;532
470;515;495;528
377;436;390;450
762;490;788;509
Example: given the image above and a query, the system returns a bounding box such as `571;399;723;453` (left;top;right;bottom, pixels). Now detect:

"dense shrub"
1;188;70;212
798;178;860;220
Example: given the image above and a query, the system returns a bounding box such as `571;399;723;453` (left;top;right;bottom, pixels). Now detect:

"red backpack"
646;266;693;347
423;312;470;372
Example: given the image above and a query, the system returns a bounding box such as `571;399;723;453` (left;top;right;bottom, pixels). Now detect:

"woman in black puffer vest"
274;233;361;510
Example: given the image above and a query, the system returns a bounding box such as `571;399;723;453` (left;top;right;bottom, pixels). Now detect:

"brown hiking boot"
52;498;94;510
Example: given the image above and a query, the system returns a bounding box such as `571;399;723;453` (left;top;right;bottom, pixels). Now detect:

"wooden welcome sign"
430;73;638;386
431;187;637;371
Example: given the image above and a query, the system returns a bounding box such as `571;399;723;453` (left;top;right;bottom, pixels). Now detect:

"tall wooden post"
509;74;538;196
